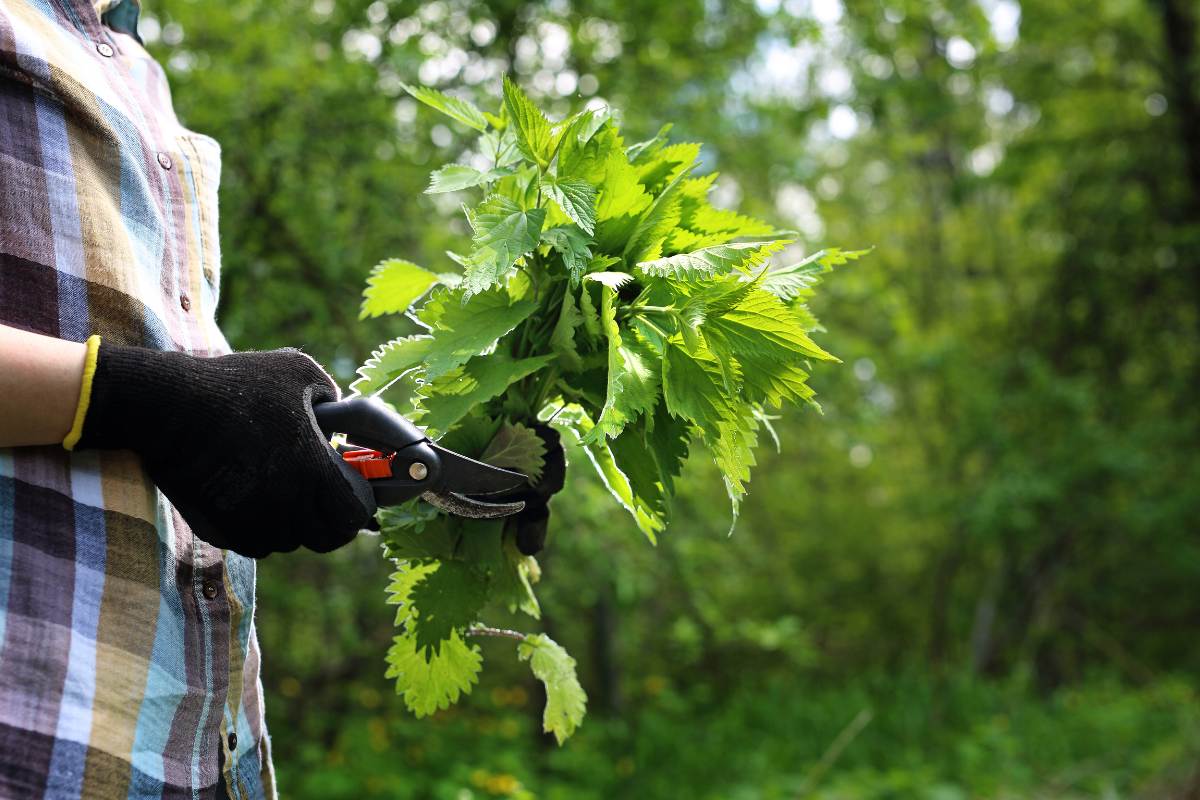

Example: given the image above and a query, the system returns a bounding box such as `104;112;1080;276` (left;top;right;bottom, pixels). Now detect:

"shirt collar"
95;0;142;43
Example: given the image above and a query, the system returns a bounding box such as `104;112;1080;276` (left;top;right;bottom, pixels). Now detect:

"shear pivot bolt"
408;462;428;481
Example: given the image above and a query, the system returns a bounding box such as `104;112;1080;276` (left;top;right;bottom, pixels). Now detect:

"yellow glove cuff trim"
63;334;102;451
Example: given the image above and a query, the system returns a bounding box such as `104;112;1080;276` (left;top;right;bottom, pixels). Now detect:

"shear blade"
421;491;525;519
431;444;529;495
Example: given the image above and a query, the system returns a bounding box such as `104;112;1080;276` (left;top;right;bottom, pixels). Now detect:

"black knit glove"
74;342;377;558
502;425;567;556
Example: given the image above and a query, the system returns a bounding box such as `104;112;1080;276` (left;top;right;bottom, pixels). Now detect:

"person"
0;1;376;797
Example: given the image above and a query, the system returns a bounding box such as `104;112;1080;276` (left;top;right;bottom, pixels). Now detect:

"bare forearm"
0;324;87;447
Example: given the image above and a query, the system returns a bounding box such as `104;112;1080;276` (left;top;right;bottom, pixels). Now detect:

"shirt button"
227;732;238;751
157;152;173;170
201;580;219;600
180;293;192;312
96;42;114;58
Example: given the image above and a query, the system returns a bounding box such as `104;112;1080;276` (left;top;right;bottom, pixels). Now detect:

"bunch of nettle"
351;78;864;742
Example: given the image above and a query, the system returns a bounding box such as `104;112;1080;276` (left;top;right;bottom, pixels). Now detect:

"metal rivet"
96;42;114;58
408;462;428;481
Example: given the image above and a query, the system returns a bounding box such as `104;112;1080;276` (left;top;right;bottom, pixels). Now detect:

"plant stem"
533;166;546;210
533;366;561;413
632;314;672;343
620;303;678;321
467;625;528;642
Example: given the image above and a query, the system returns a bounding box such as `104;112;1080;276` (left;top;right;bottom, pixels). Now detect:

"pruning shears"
314;398;528;519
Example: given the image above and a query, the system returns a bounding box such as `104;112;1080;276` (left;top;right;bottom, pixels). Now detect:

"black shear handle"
314;398;446;506
312;397;427;454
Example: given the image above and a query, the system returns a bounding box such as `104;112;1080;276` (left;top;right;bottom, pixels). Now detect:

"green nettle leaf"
686;204;777;238
662;342;737;438
502;76;554;167
550;288;585;371
408;560;489;657
562;406;665;541
481;129;521;168
420;289;537;380
357;78;858;740
489;536;541;619
376;498;438;535
625;123;673;162
706;405;761;531
360;259;440;320
646;402;691;497
609;423;672;532
624;168;692;263
558;121;617;185
585;271;635;289
707;327;813;408
666;227;730;252
552;109;607;170
625;193;683;264
518;634;588;745
698;272;766;317
595;150;653;223
351;335;432;396
541;177;598;235
436;412;502;459
386;632;483;718
591;284;660;440
578;280;602;338
637;240;790;281
385;561;439;623
454;518;505;570
427;164;511;194
380;512;457;561
541;226;593;284
401;83;489;132
706;288;838;363
419;354;554;433
464;195;547;295
636;141;701;190
480;422;547;482
761;247;871;301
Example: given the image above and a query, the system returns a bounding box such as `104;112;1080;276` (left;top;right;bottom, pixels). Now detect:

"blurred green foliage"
146;0;1200;796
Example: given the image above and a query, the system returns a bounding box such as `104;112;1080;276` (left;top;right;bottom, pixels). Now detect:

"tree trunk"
590;581;623;715
1151;0;1200;309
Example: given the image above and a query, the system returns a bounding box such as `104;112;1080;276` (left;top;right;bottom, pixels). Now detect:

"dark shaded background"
146;0;1200;796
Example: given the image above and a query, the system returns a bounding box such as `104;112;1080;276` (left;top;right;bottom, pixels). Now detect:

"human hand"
72;341;376;558
503;424;566;556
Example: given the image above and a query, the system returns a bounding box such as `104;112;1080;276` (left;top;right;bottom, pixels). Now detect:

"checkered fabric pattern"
0;1;276;797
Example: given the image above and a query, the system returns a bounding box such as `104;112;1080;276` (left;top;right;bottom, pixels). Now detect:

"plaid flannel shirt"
0;1;276;797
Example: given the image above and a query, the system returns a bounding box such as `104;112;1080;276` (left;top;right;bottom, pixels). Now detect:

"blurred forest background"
145;0;1200;797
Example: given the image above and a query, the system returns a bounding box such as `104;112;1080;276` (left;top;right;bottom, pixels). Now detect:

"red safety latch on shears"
341;448;395;480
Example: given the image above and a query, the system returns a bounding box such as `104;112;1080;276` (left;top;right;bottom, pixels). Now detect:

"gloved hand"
503;424;566;556
68;339;377;558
